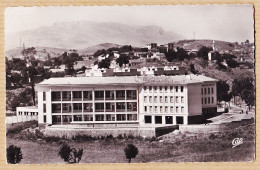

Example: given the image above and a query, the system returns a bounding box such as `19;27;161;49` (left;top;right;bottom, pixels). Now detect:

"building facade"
36;75;217;127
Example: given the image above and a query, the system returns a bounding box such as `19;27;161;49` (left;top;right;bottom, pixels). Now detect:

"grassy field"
6;119;255;164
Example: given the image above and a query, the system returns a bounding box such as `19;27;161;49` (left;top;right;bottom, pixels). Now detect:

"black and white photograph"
5;5;255;164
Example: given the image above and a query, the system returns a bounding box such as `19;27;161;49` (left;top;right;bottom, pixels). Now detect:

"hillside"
176;39;235;51
5;47;68;60
6;21;185;50
77;43;122;55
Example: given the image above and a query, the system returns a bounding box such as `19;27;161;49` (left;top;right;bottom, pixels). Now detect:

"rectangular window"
176;107;179;113
126;90;136;100
165;116;173;124
95;114;104;121
149;96;152;103
181;97;184;103
43;92;46;101
144;96;147;103
165;96;168;103
181;86;184;92
212;97;214;104
160;86;163;92
154;96;158;103
205;98;207;104
73;103;82;112
160;106;163;113
62;103;72;113
95;103;104;112
95;91;104;100
62;91;71;101
155;106;158;113
84;103;93;112
176;97;179;103
52;104;61;113
73;115;82;121
165;86;168;92
116;90;125;100
149;106;152;112
144;86;147;92
84;115;93;121
106;114;115;121
44;115;46;123
116;114;126;121
165;107;168;113
83;91;93;100
208;97;210;104
212;87;214;94
204;88;207;95
105;90;114;100
127;114;137;121
160;96;163;103
145;116;152;123
149;86;152;92
202;98;203;104
116;102;125;112
201;88;203;95
155;116;162;124
51;92;61;101
170;106;174;113
144;106;147;112
154;86;157;93
73;91;82;101
170;97;174;103
176;116;184;124
181;107;184;113
175;86;178;92
127;102;137;111
43;104;46;113
170;86;173;92
208;88;210;94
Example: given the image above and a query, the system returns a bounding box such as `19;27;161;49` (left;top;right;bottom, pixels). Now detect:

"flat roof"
37;75;217;87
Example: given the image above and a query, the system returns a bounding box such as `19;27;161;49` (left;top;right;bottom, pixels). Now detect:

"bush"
6;120;38;136
6;145;23;164
124;144;139;163
117;134;124;140
209;133;217;140
58;144;83;164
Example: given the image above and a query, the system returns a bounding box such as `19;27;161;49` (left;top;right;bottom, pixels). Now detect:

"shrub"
209;133;217;140
6;120;38;136
6;145;23;164
124;143;139;163
58;144;83;164
117;134;124;140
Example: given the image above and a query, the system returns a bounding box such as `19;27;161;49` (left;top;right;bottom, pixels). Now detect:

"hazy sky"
5;5;254;42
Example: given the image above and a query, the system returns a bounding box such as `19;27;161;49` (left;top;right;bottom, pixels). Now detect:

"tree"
217;80;230;105
58;144;83;164
197;46;213;60
241;89;255;111
124;144;139;163
7;145;23;164
98;58;111;69
116;55;130;67
226;59;238;68
190;64;198;74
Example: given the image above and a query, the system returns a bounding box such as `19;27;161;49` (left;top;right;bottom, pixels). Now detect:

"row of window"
17;111;38;116
144;115;184;124
52;114;137;124
201;87;214;95
144;86;184;93
49;90;137;101
144;106;184;113
49;102;137;113
202;97;214;105
144;96;184;103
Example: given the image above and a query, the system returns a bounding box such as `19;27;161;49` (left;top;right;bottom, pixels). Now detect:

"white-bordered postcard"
5;5;255;164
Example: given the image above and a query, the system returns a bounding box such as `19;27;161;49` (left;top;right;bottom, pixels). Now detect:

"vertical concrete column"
46;89;52;124
183;115;188;125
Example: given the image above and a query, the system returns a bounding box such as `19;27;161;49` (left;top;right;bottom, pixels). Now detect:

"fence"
6;115;38;124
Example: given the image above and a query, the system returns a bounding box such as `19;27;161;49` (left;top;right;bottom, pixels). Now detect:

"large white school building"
36;75;217;128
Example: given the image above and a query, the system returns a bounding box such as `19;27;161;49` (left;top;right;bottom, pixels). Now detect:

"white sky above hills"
5;5;254;43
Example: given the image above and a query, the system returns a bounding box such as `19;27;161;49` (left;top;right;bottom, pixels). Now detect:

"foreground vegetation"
6;119;255;163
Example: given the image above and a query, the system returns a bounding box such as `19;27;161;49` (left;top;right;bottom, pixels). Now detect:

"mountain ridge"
5;20;185;50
